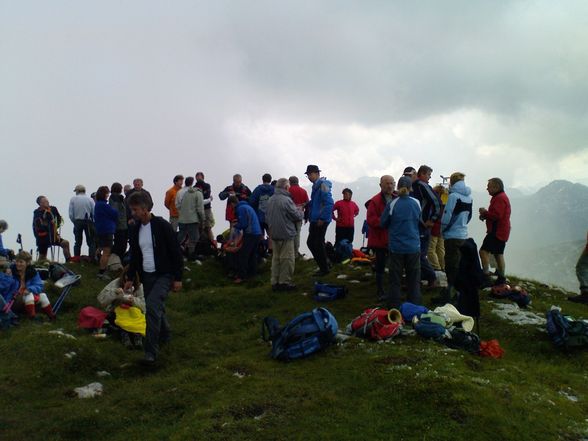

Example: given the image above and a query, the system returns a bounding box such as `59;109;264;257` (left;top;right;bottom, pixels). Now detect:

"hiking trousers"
577;251;588;294
335;227;354;246
238;234;261;279
419;228;437;283
444;239;465;288
73;219;95;257
427;235;445;271
271;239;295;284
387;252;421;308
373;248;388;296
307;222;329;272
141;272;172;360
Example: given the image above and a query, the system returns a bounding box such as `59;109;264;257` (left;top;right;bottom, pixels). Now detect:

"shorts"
97;234;114;249
37;236;65;255
203;208;215;229
481;233;506;255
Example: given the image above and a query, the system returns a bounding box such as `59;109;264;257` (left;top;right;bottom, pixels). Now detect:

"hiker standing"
194;172;216;244
94;186;119;280
164;175;184;233
69;184;96;259
427;185;447;272
228;195;262;283
412;165;441;288
479;177;511;285
176;176;204;260
437;173;473;303
266;178;303;291
569;230;588;304
332;188;359;246
33;196;71;262
249;173;275;246
109;182;128;258
380;176;422;308
218;174;251;224
305;165;334;276
403;166;418;184
288;176;309;258
125;178;153;226
366;175;396;300
125;191;183;365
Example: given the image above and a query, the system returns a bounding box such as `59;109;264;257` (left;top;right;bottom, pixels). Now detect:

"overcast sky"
1;0;587;249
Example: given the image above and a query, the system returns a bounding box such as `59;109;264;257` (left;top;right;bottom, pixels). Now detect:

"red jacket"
288;184;309;207
366;192;392;249
333;200;359;228
485;191;511;242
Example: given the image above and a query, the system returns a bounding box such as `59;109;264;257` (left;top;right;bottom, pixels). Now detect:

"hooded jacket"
108;193;128;231
380;195;421;254
309;178;334;223
441;181;473;240
176;187;204;224
249;183;275;224
265;188;304;240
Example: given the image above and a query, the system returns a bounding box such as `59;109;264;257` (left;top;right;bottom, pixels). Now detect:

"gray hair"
276;178;289;189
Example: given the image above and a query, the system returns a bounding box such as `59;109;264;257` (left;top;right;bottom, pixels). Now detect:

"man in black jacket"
125;191;183;365
411;165;441;287
195;172;216;243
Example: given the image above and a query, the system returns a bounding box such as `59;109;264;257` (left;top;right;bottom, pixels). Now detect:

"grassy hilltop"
1;257;587;441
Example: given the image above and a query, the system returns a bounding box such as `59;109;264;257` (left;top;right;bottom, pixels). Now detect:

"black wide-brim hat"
305;164;321;175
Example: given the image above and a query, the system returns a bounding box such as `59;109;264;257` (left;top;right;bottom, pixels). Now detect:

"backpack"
347;308;402;341
49;263;70;282
546;308;588;348
444;328;481;353
261;307;338;361
335;239;353;261
313;282;347;302
258;193;271;215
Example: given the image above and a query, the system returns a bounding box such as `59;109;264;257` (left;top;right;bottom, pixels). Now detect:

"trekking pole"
56;227;62;262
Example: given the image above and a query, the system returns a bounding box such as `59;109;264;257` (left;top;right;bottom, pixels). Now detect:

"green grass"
1;258;588;441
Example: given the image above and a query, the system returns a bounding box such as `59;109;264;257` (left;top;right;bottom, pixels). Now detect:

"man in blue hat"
305;165;334;276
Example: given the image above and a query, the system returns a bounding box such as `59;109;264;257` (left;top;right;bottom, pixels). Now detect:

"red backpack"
349;308;403;341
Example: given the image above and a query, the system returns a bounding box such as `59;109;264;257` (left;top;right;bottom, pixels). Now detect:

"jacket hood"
450;181;471;197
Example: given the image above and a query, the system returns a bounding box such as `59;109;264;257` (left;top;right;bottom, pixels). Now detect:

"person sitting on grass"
9;251;56;321
97;267;145;349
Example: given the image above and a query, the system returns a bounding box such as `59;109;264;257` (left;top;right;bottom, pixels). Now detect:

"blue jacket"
249;184;275;224
0;272;19;303
235;201;262;236
0;234;7;257
380;195;421;254
309;178;334;223
441;181;473;240
10;264;44;294
94;200;119;235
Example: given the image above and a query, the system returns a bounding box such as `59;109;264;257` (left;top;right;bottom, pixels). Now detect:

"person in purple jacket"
94;186;119;280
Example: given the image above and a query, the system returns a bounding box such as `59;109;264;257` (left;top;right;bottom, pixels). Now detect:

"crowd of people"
1;163;587;366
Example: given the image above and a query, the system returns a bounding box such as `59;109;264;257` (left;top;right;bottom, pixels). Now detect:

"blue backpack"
546;308;588;348
261;307;338;361
313;282;347;302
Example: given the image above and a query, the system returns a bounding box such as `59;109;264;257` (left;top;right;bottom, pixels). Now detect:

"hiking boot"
132;334;143;350
120;332;133;349
140;353;157;367
568;293;588;304
313;269;330;277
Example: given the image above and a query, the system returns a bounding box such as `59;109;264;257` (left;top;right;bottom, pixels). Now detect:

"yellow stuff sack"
114;305;146;336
